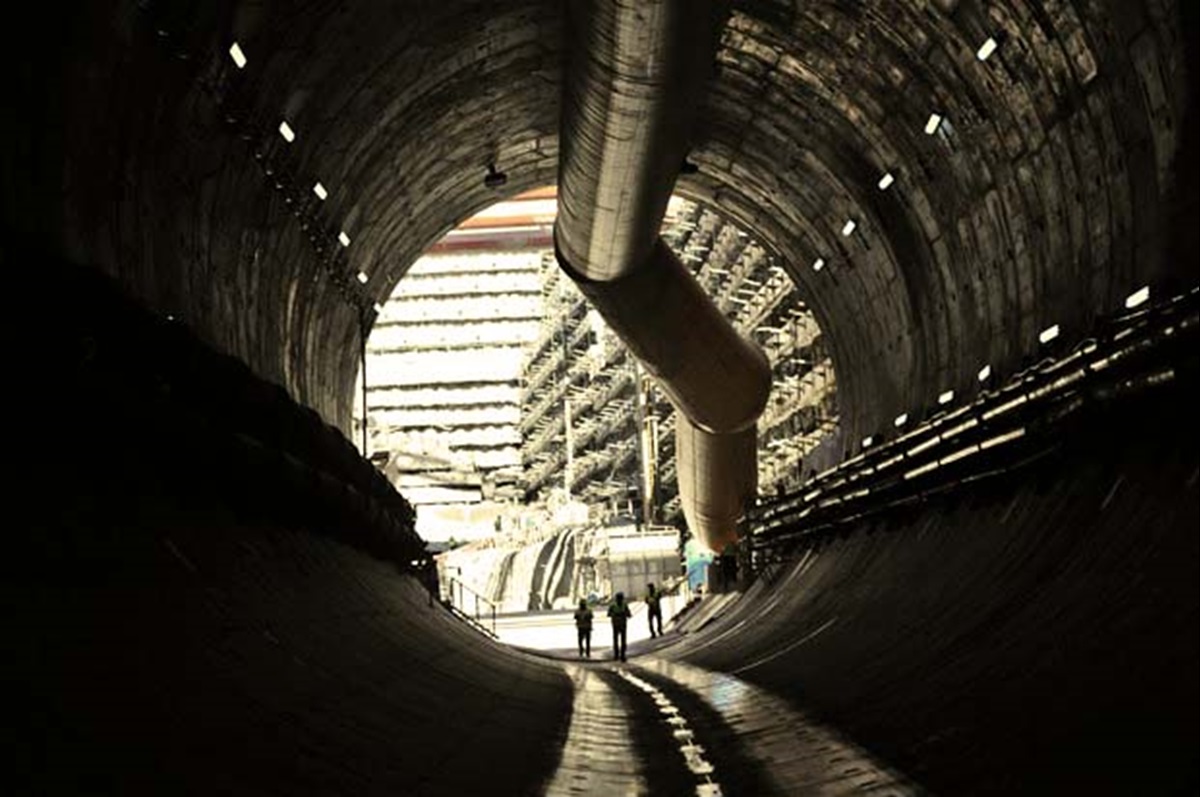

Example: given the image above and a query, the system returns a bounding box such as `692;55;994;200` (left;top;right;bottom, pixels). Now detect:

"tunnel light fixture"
279;120;296;142
976;37;999;62
878;172;895;190
1124;285;1150;309
924;113;943;135
1038;323;1060;344
338;231;352;248
812;257;825;272
938;389;955;405
313;182;328;200
373;302;384;313
841;219;857;237
893;412;909;428
229;42;248;69
977;364;992;383
862;435;874;448
356;270;369;284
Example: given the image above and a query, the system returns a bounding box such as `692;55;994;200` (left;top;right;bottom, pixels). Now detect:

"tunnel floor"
544;657;919;796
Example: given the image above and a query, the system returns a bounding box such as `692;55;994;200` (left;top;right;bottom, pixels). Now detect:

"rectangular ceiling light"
1124;285;1150;309
373;302;384;313
279;120;296;142
356;271;369;284
313;182;328;200
878;172;895;190
338;231;352;248
841;219;857;237
229;42;248;69
812;258;825;272
977;364;992;382
1038;324;1060;344
938;389;955;405
924;113;943;135
893;413;909;428
862;435;874;448
976;37;998;61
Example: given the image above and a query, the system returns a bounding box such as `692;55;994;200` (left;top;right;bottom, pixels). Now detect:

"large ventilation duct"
554;0;770;552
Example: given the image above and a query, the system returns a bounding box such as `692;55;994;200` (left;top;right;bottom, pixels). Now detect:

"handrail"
443;577;499;638
748;288;1198;554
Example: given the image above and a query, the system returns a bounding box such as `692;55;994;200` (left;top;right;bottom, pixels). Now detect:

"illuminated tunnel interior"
7;0;1198;794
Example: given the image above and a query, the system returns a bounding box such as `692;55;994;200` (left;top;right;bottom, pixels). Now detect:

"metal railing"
747;287;1198;557
443;577;499;638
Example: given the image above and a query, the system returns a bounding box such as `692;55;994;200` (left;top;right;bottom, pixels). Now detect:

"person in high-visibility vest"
645;582;663;638
607;592;632;662
573;599;593;658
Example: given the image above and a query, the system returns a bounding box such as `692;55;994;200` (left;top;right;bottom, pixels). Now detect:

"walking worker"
574;599;593;658
645;583;663;638
608;592;632;662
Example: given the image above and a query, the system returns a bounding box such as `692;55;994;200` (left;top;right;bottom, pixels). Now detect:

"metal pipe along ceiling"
554;0;771;552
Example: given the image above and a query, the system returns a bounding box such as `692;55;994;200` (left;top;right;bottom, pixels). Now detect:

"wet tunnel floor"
543;657;921;796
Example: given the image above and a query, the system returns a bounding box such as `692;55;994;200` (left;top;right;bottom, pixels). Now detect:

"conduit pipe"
554;0;770;552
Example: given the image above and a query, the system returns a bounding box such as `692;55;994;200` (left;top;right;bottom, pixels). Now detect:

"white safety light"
229;42;248;69
976;37;998;62
1124;285;1150;309
812;258;825;272
893;413;909;428
924;113;943;135
356;271;369;285
878;172;895;190
841;219;857;237
279;120;296;142
1038;324;1060;344
313;182;328;200
938;389;955;405
977;364;992;382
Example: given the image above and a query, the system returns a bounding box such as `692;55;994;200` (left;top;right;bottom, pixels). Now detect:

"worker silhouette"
574;599;593;658
645;583;663;638
608;592;632;661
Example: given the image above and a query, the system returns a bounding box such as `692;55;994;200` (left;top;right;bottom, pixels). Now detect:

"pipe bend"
557;236;771;434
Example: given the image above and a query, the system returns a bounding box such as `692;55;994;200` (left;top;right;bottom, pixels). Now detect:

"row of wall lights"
812;34;1001;273
227;42;374;302
864;285;1153;448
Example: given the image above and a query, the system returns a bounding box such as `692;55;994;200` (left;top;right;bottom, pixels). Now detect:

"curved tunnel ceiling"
3;0;1194;454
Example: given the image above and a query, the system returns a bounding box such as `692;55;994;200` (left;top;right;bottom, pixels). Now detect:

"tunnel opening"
7;0;1199;793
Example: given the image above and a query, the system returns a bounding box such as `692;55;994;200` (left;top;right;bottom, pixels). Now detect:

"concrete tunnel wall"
4;0;1194;443
4;0;1199;794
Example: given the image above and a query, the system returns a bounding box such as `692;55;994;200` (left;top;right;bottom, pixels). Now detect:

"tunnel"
6;1;1198;795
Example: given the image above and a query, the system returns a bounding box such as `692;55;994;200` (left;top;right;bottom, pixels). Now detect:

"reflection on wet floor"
544;666;648;796
544;658;922;796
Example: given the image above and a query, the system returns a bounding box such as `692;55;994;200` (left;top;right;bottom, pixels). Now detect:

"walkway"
544;657;923;796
